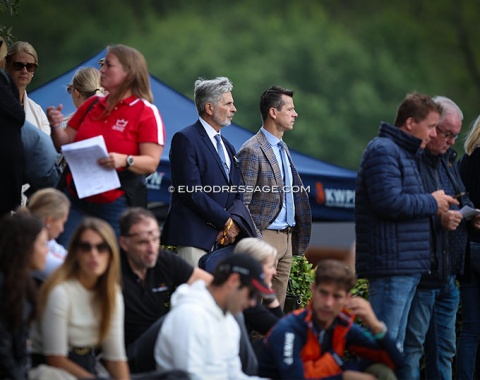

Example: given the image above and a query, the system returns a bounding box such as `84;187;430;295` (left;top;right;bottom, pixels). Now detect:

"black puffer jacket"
355;122;438;277
417;148;471;288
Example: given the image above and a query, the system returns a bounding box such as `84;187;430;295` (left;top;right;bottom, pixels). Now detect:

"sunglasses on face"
77;241;110;253
66;84;74;94
11;61;38;73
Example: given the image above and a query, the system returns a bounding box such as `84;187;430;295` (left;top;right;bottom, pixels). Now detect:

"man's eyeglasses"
436;126;459;141
66;84;74;94
77;241;110;253
11;61;38;73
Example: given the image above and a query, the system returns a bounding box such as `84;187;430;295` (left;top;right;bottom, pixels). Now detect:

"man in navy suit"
161;77;257;266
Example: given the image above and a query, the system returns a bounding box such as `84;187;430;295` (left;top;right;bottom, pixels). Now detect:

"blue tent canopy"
30;50;356;221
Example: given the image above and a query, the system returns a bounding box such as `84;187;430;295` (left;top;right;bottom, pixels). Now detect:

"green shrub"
351;278;369;299
289;255;315;307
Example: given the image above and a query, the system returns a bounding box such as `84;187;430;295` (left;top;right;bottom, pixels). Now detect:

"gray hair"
194;76;233;115
433;96;463;124
233;238;277;264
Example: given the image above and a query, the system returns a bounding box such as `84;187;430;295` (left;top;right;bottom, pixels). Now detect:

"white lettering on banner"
325;189;355;208
146;172;164;190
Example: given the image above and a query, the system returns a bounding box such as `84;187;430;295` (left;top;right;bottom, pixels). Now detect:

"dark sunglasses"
66;84;74;94
11;61;38;73
77;241;110;253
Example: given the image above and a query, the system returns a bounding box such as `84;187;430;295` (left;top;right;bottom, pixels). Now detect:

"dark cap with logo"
215;253;275;298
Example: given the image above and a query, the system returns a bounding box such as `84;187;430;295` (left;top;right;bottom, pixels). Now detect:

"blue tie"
278;141;295;226
215;134;229;178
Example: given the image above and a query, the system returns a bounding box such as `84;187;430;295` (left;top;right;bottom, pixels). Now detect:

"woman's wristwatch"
125;155;134;168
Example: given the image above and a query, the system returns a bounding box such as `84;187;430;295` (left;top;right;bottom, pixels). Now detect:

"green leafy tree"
0;0;21;44
5;0;480;170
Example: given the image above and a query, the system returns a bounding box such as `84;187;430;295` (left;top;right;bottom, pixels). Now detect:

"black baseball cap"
215;253;275;298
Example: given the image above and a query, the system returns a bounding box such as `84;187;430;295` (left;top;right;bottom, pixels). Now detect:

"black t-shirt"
122;249;194;346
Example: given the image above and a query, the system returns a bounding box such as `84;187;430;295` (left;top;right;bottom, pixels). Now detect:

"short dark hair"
314;259;357;292
393;92;442;127
119;207;157;236
260;85;294;123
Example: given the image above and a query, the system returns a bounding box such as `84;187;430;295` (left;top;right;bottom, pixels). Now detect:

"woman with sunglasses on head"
0;36;25;216
31;217;129;379
0;211;48;379
47;44;165;246
67;67;104;110
5;41;50;135
54;67;105;173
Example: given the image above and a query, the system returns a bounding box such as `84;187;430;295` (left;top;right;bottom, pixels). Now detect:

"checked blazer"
237;130;311;255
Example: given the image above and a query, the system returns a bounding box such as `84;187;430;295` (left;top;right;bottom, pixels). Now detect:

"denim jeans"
367;274;421;348
398;276;459;380
457;242;480;380
56;189;128;247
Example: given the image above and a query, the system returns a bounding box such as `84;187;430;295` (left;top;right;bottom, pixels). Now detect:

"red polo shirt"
67;94;165;203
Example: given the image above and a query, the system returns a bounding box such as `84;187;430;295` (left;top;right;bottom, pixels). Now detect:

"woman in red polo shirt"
47;44;165;246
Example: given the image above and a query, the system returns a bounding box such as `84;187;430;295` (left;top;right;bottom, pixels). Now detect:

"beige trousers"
261;229;293;308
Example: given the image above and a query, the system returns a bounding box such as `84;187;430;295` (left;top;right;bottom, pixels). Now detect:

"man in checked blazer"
237;86;312;307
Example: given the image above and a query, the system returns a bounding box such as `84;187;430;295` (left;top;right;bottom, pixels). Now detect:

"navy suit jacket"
161;120;257;251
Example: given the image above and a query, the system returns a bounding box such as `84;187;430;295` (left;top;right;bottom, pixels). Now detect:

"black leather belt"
268;226;293;234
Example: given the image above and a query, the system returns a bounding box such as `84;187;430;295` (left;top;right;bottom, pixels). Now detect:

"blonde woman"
234;238;282;334
32;217;129;379
5;41;50;135
233;238;283;335
232;238;281;375
28;188;70;282
66;67;104;110
56;67;105;173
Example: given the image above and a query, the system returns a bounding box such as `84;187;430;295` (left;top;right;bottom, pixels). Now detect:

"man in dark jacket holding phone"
355;93;457;351
400;96;480;380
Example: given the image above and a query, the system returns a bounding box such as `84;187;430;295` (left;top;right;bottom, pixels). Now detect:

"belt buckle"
73;347;91;356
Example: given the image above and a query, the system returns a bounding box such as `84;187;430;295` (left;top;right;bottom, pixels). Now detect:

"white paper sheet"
459;205;480;219
61;135;121;199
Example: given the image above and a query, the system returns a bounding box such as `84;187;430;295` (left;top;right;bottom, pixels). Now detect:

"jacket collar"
379;122;423;154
